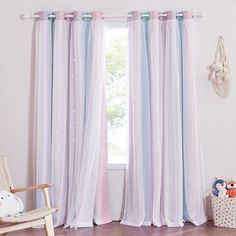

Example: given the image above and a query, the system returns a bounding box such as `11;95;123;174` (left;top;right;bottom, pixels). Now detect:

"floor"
8;221;236;236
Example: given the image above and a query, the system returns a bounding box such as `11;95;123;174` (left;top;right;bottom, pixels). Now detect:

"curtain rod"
20;12;206;20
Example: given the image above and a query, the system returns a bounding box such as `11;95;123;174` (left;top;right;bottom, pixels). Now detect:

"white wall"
1;0;236;220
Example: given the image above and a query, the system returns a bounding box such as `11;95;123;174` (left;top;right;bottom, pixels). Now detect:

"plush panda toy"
212;178;228;197
0;190;24;217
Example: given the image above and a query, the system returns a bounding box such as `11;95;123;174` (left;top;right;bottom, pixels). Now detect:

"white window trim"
108;163;127;170
105;21;127;29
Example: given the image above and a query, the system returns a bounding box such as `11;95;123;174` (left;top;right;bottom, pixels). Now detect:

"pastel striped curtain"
33;11;111;228
122;11;207;227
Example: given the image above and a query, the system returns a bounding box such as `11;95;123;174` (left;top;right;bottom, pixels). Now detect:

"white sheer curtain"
34;11;53;210
33;11;111;228
122;11;207;227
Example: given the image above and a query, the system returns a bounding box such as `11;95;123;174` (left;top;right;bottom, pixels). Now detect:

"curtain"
33;11;111;228
121;11;207;227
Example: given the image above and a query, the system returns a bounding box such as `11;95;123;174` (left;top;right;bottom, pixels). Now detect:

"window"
105;26;128;165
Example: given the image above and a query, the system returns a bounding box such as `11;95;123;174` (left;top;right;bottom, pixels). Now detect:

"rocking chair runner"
0;156;57;235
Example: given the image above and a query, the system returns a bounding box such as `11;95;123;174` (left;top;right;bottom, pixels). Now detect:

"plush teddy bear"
212;62;223;72
212;178;228;197
209;62;229;82
226;180;236;198
0;190;24;217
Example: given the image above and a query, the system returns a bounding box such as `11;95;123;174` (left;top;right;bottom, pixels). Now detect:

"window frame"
104;22;128;170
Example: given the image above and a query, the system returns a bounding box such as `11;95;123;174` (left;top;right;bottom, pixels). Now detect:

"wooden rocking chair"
0;156;57;235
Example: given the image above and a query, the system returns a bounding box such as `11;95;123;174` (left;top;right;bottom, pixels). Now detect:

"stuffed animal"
226;180;236;198
0;190;24;217
212;178;228;197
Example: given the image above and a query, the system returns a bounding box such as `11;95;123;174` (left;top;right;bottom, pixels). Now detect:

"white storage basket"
211;195;236;228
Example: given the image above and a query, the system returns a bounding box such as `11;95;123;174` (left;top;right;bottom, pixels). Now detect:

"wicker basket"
211;195;236;228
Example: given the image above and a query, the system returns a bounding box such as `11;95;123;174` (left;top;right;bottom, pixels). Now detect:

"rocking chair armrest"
10;184;53;208
10;183;52;193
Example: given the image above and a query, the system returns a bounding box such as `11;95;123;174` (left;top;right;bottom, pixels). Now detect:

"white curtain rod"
20;12;206;20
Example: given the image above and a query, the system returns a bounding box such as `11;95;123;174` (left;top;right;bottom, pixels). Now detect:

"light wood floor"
8;221;236;236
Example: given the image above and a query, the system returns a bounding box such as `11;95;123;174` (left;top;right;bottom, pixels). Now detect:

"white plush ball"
0;191;24;217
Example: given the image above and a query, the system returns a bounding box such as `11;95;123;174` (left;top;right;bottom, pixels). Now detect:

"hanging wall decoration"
208;36;230;98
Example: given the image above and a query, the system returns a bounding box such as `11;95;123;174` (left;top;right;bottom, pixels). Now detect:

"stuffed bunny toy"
208;36;230;98
0;190;24;217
